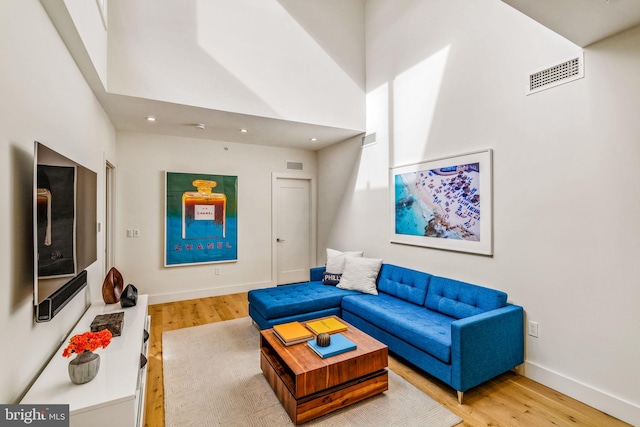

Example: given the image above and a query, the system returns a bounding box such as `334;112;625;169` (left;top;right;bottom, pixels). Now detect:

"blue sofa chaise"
248;263;524;403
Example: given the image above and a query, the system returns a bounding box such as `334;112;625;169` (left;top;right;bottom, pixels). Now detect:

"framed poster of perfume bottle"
165;172;238;266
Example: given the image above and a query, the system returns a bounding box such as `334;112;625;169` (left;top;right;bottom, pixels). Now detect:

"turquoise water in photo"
395;175;430;236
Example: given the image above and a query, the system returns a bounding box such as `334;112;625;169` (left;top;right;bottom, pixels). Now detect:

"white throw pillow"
325;248;364;274
337;256;383;295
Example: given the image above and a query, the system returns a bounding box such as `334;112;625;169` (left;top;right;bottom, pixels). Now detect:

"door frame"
271;173;317;286
104;158;116;276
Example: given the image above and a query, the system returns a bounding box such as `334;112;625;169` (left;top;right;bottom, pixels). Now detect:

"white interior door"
275;178;312;285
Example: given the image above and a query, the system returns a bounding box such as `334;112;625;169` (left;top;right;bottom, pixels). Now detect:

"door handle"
277;238;285;242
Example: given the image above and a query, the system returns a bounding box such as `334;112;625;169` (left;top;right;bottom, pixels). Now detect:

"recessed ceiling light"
239;129;248;133
146;116;156;122
309;138;317;142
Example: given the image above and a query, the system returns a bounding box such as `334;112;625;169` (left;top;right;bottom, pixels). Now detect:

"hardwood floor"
144;293;629;427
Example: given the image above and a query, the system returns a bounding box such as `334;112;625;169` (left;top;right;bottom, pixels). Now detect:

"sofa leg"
457;391;464;404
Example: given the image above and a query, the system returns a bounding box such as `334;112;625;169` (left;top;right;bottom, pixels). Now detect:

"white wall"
317;135;363;254
317;0;640;424
0;0;115;404
64;0;108;87
5;0;637;423
115;131;317;304
107;0;365;131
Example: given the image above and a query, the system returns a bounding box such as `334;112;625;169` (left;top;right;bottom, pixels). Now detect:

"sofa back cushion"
425;276;507;319
377;264;431;306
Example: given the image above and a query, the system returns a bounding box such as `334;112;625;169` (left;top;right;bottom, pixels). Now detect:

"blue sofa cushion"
426;276;507;319
342;293;454;363
248;282;358;320
310;266;326;282
377;264;431;306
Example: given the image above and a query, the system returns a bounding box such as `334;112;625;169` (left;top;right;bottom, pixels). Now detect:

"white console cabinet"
22;295;150;427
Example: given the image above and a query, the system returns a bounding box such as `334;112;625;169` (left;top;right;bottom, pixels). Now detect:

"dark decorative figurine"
120;284;138;308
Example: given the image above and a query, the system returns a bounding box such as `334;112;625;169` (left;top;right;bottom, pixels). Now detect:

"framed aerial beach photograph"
165;171;238;267
390;149;493;255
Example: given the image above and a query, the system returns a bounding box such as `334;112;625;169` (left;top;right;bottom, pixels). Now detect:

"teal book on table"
307;333;357;358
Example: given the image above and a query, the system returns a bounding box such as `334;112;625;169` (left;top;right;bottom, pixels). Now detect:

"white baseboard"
522;361;639;426
147;280;273;305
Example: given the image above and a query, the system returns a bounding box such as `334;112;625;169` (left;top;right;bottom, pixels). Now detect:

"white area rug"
163;317;462;426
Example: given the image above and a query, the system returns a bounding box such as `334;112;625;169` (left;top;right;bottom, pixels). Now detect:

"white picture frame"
390;149;493;256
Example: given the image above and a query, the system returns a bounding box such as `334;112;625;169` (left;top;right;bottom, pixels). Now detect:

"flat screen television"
34;141;97;322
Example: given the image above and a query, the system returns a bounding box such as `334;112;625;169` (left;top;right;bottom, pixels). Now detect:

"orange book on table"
273;321;314;345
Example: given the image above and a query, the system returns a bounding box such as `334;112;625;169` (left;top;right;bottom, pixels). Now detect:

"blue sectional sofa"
248;263;524;403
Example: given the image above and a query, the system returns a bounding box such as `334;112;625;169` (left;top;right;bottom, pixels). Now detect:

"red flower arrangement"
62;329;113;358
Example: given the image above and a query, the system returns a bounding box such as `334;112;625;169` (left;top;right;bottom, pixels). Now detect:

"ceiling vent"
527;52;584;95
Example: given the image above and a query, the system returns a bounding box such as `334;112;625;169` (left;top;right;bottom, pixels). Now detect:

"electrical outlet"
215;268;220;275
133;229;140;238
528;321;539;338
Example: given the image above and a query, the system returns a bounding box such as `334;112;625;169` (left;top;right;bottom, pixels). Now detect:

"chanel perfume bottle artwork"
36;165;76;277
165;172;237;266
182;180;227;239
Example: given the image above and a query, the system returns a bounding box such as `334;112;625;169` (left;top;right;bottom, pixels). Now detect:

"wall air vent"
527;52;584;95
286;161;303;171
362;133;377;147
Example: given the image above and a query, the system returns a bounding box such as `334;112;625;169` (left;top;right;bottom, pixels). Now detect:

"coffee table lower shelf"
260;352;388;424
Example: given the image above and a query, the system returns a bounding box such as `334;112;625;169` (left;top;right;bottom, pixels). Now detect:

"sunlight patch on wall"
195;0;363;126
392;45;450;167
355;46;450;193
355;82;389;192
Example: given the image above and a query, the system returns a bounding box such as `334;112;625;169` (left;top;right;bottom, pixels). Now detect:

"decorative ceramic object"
102;267;124;304
62;329;112;385
90;312;124;337
120;284;138;308
316;333;331;347
68;352;100;384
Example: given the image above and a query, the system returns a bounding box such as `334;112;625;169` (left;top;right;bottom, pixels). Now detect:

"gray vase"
68;352;100;384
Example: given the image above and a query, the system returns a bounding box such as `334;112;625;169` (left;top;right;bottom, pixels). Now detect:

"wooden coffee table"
259;316;388;425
